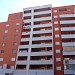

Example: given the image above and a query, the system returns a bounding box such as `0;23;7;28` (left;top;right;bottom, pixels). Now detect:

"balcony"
23;25;31;29
60;14;75;18
15;70;54;75
34;4;52;9
32;36;52;41
33;23;52;28
19;45;30;49
17;52;28;56
16;60;27;65
30;51;53;56
60;20;75;24
33;17;51;22
30;59;53;65
14;69;26;74
33;30;52;34
61;27;75;31
62;42;75;46
0;69;13;73
23;19;31;23
63;51;75;55
69;59;75;64
23;13;32;17
28;70;54;75
32;43;52;48
34;10;51;15
21;38;30;42
22;32;30;35
64;70;75;75
61;34;75;39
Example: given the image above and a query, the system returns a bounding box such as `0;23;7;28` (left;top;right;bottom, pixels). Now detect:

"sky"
0;0;75;22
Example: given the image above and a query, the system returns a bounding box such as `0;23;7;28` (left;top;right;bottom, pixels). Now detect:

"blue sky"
0;0;74;22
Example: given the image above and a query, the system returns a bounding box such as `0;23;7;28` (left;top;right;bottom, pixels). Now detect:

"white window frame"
56;66;61;70
53;10;57;13
54;21;58;24
0;58;3;61
6;24;9;27
56;50;60;53
15;29;19;32
55;34;59;37
56;58;61;61
54;15;58;18
55;42;60;45
16;23;20;26
5;30;8;33
55;28;59;31
11;58;15;61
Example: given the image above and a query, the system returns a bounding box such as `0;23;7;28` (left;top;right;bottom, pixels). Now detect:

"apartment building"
0;12;23;75
0;4;75;75
52;5;75;75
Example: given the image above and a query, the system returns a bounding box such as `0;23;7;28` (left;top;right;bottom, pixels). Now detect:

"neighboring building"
0;4;75;75
0;12;23;75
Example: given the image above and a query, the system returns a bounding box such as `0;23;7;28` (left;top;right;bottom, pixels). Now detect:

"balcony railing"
60;20;75;24
61;27;75;31
62;42;75;46
30;51;53;56
30;59;53;65
61;34;75;39
32;43;52;48
60;14;75;18
63;51;75;55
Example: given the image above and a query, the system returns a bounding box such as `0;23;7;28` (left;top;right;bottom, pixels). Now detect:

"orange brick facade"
0;5;75;75
0;12;23;67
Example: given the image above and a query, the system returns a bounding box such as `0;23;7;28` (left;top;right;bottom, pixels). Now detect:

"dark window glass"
12;50;17;53
1;50;4;53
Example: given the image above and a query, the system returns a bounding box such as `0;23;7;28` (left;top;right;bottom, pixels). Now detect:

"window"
55;34;59;38
56;58;61;61
12;50;17;54
11;58;15;61
13;42;17;46
15;29;19;32
5;30;8;33
2;43;6;46
56;66;61;70
53;10;57;13
67;8;70;11
16;23;20;26
59;8;67;11
6;24;9;27
14;35;18;39
0;58;3;61
55;28;59;31
56;50;60;53
14;15;17;19
54;15;58;18
1;50;4;54
59;8;70;12
3;36;7;40
55;42;60;45
20;14;22;18
54;21;58;24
